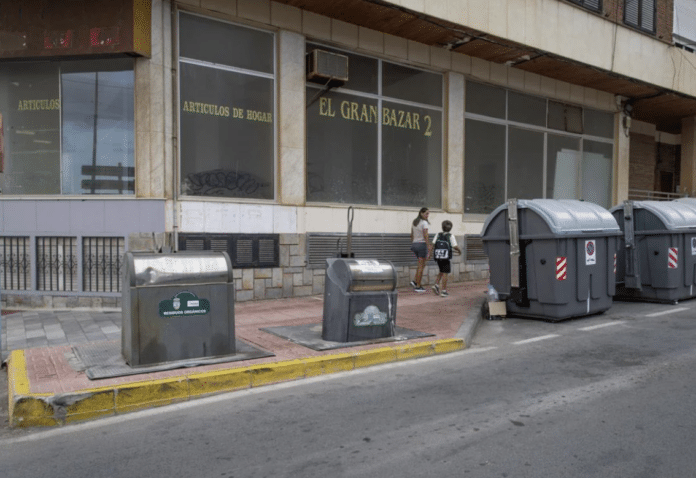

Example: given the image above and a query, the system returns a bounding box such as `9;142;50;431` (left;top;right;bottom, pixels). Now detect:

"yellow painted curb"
115;377;189;414
7;338;465;427
187;368;251;397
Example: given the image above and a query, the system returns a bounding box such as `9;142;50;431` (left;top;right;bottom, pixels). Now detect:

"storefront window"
0;59;134;195
306;45;443;207
464;81;615;213
464;120;505;214
178;13;275;200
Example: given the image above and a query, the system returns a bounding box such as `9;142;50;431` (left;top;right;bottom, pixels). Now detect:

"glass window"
306;90;377;204
547;134;581;200
508;91;546;127
0;59;134;196
382;62;442;106
624;0;655;33
508;127;544;200
180;13;274;73
582;140;613;208
569;0;602;12
179;13;275;200
548;101;583;134
464;120;506;214
306;48;443;207
382;103;442;207
465;81;506;119
464;82;614;214
584;108;614;138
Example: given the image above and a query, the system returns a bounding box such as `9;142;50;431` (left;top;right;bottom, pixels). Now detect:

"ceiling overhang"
275;0;696;134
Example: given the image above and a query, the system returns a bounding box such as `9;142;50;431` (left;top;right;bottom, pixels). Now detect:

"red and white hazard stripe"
668;247;678;269
613;253;617;274
556;256;567;280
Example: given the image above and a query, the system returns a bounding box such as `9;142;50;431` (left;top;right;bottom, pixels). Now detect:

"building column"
680;116;696;197
613;110;630;205
134;0;169;201
278;30;306;206
446;72;464;213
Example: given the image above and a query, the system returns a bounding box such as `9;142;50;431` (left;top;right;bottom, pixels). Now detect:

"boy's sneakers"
409;281;418;288
414;287;426;293
432;284;440;295
440;290;449;297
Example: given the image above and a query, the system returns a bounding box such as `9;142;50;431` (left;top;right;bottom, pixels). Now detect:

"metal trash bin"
611;200;696;303
322;258;397;342
481;199;621;321
122;251;235;366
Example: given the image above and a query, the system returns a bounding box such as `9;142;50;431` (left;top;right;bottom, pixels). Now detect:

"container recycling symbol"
354;305;388;327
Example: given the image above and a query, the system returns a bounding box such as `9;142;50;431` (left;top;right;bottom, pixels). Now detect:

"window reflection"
0;59;134;195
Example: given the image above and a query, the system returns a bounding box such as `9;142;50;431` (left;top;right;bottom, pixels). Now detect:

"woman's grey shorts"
410;242;428;259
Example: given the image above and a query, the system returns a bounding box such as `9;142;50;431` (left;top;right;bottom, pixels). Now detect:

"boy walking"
431;220;461;297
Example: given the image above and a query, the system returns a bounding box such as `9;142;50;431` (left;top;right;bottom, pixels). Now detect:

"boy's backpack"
433;233;452;260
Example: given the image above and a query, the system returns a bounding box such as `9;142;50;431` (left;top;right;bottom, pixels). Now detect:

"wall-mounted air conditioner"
307;49;349;86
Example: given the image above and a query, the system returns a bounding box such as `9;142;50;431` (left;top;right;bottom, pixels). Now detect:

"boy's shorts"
436;259;451;274
410;242;428;259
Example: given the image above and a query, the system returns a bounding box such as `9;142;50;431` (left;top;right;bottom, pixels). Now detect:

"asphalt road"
2;299;696;477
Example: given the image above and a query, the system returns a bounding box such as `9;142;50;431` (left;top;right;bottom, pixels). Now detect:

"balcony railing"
627;189;684;201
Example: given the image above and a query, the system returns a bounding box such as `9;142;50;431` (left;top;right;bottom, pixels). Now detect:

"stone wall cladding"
0;234;490;308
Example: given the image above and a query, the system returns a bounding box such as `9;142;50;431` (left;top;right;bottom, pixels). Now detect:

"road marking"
645;307;690;317
513;334;559;345
579;321;625;331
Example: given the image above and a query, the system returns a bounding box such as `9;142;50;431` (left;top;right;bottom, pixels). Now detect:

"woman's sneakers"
432;284;440;295
409;280;418;288
440;290;449;297
414;286;426;293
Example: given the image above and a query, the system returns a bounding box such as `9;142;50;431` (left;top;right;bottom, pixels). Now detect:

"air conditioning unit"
307;49;349;86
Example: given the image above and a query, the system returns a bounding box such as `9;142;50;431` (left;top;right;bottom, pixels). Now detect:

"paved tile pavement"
2;310;121;362
2;280;487;402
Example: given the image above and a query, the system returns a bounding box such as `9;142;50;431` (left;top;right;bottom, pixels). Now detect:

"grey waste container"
322;258;397;342
611;200;696;303
482;199;621;321
122;251;235;366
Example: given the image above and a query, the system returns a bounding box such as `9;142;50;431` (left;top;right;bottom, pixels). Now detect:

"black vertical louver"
178;233;279;268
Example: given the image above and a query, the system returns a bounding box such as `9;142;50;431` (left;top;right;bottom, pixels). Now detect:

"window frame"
624;0;656;34
305;43;445;208
0;59;135;197
176;11;278;201
463;81;615;217
568;0;602;13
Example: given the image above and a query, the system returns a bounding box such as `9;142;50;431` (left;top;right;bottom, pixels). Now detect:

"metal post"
346;206;354;258
507;199;520;289
623;200;641;290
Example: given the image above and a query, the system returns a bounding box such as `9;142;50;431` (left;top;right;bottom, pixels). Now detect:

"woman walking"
410;207;431;292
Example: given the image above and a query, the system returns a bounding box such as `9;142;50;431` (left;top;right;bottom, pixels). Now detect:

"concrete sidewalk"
3;280;487;427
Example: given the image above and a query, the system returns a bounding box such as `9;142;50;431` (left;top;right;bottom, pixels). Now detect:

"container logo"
354;305;388;327
159;291;211;318
556;257;567;281
668;247;678;269
585;240;596;265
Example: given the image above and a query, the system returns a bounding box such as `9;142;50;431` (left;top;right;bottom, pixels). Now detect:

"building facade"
1;0;696;308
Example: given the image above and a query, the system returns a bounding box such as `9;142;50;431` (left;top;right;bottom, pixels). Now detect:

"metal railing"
83;237;124;292
0;236;31;290
627;189;684;201
36;237;78;292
